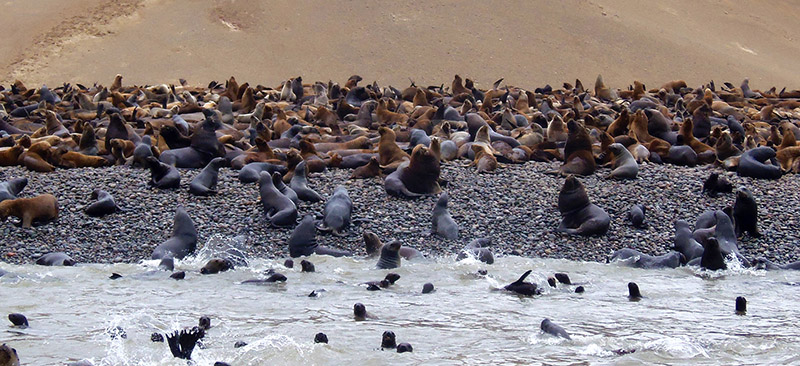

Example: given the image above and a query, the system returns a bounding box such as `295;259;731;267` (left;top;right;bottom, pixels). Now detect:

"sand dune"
2;0;800;90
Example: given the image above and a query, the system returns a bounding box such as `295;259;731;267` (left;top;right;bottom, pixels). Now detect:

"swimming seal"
7;314;27;328
354;303;376;321
422;283;435;293
314;333;328;344
189;157;225;196
0;344;19;366
145;156;180;189
289;161;323;202
0;194;58;228
381;331;397;349
300;259;315;272
396;343;413;353
431;192;459;240
628;282;642;300
0;178;26;203
376;241;402;269
503;270;541;296
317;186;352;235
733;187;760;237
258;171;298;227
363;232;424;260
610;248;683;269
84;190;121;217
288;215;352;257
736;296;747;315
151;206;197;260
35;252;75;266
673;220;704;262
700;238;727;271
200;258;234;274
607;143;638;179
737;146;782;179
456;238;494;264
540;318;571;340
557;175;610;236
166;327;204;360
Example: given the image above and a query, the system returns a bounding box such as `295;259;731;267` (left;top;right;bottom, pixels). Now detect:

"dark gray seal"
288;215;352;258
35;252;76;266
540;318;571;340
557;175;610;236
272;172;299;206
0;178;26;203
151;206;197;260
456;238;494;264
145;156;180;189
84;189;121;217
627;204;645;228
700;238;727;271
712;210;749;265
353;303;376;321
733;187;760;237
673;220;704;262
431;192;458;240
607;143;638;179
258;171;297;227
503;270;540;296
363;232;424;260
189;157;226;196
610;249;683;269
7;314;28;328
289;161;323;202
737;146;781;179
376;241;402;269
132;136;155;168
317;186;352;235
238;162;287;184
160;115;224;168
752;257;800;270
702;172;732;197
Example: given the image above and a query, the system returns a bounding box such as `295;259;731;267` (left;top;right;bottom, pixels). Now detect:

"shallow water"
2;239;799;366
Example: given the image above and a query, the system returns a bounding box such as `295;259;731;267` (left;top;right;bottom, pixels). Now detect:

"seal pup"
151;206;197;260
0;178;27;203
607;143;638;179
35;252;75;266
189;157;225;196
363;232;424;260
354;303;376;321
456;238;494;264
431;192;458;240
627;204;646;228
145;156;180;189
376;241;402;269
0;194;58;228
258;171;297;227
733;187;760;237
288;215;352;257
503;270;541;296
556;175;610;236
673;220;704;262
317;186;352;235
84;190;121;217
289;161;323;202
540;318;571;340
700;238;727;271
350;156;381;179
610;248;683;269
702;172;732;197
0;344;19;366
7;314;27;328
737;146;781;179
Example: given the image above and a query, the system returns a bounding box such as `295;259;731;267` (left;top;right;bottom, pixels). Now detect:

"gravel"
1;161;798;265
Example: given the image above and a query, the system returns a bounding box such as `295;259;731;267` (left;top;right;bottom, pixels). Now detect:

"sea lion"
238;162;287;184
712;210;749;265
702;172;733;197
0;194;58;228
354;303;376;321
540;319;571;340
673;220;704;262
35;252;75;266
378;127;410;169
19;141;55;172
166;327;204;360
752;257;800;270
610;248;683;269
0;344;19;366
200;258;234;274
0;145;24;166
471;145;498;173
733;187;760;237
738;146;782;179
160;114;225;168
399;144;441;195
350;156;381;179
145;156;180;189
0;178;27;203
557;175;610;236
151;206;198;260
131;136;156;167
456;238;494;264
159;257;175;271
269;173;298;207
300;259;315;272
317;186;352;234
189;157;225;196
384;160;423;198
396;343;413;353
381;331;397;349
288;215;352;258
376;241;402;269
431;192;458;239
700;238;727;271
422;283;435;293
557;120;596;176
289;161;323;202
7;314;28;328
607;143;638;179
258;171;297;227
314;333;328;344
84;190;121;217
363;232;424;260
627;204;646;228
503;270;541;296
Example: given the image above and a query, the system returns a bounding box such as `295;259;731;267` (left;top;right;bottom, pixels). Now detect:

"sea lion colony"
1;74;800;363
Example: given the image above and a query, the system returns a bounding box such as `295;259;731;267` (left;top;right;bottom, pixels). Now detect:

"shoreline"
1;162;796;266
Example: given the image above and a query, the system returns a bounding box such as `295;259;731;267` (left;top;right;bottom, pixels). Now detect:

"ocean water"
2;237;799;366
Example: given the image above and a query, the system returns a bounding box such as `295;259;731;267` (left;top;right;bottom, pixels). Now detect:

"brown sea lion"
378;127;410;170
59;151;109;168
471;145;497;173
0;194;59;228
376;99;409;125
399;144;441;195
0;145;23;166
558;120;596;176
19;142;55;172
350;156;380;179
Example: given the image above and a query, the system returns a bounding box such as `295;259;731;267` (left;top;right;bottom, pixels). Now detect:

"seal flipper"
512;270;532;285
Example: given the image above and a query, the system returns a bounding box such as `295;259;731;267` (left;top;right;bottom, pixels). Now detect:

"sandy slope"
2;0;799;90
